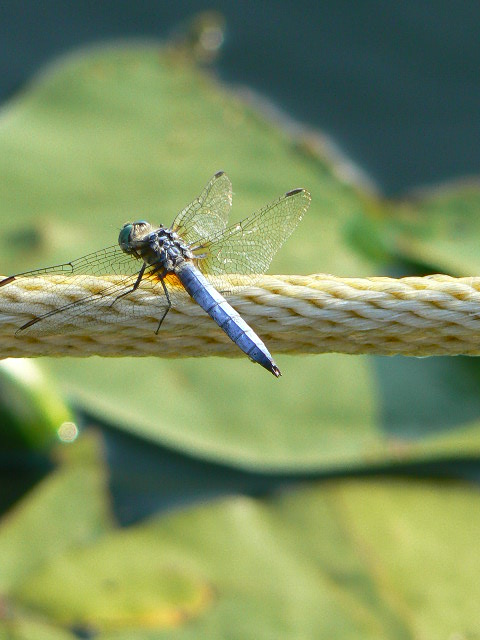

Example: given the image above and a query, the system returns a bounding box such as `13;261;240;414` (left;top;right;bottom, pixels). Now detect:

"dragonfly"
0;172;311;376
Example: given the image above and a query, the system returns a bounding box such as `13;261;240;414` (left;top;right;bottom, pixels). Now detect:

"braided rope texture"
1;273;480;358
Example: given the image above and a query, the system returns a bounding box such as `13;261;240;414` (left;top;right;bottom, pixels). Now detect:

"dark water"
1;0;479;195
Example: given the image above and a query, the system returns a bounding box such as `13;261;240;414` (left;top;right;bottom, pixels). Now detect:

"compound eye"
118;223;134;250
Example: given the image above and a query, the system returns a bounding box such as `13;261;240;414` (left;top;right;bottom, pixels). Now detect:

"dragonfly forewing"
193;187;311;292
171;170;232;246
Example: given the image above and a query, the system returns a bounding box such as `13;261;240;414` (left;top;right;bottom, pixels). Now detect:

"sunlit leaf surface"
1;437;479;638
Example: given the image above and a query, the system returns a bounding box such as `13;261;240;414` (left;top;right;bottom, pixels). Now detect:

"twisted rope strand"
1;273;480;358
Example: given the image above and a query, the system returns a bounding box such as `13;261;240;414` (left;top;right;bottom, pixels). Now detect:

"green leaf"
0;618;76;640
0;432;112;593
14;537;213;633
4;468;480;638
0;359;72;450
45;354;380;470
361;183;480;275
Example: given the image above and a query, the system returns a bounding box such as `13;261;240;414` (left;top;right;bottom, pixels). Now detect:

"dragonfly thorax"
118;221;194;272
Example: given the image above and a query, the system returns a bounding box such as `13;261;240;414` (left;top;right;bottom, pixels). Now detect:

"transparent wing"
0;245;169;335
192;187;311;288
171;171;232;245
1;245;140;281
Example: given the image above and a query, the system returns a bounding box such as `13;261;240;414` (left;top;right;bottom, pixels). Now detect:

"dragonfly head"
118;221;153;254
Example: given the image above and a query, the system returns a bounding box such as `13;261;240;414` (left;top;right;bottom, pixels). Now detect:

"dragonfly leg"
110;263;146;306
155;276;172;334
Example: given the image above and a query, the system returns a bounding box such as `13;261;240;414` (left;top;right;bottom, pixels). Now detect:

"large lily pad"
1;434;479;638
388;183;480;274
0;433;112;594
350;182;480;275
1;43;480;469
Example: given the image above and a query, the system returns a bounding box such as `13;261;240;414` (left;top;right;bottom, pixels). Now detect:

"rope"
1;273;480;359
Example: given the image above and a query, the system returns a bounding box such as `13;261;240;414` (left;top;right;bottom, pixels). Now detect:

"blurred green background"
1;3;480;638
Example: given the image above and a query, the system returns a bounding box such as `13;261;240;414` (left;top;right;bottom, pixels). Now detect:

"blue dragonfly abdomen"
176;261;280;376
